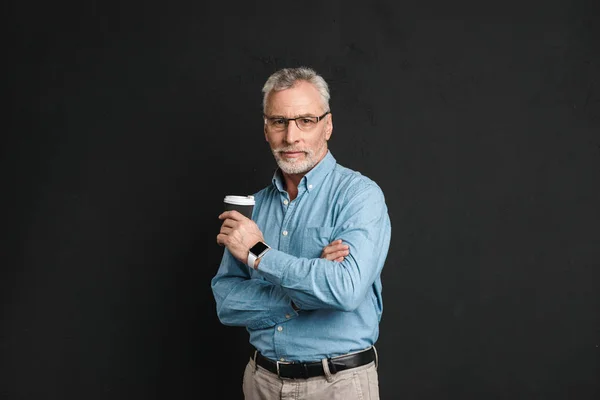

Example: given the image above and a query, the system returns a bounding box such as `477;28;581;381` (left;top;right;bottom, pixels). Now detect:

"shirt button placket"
280;195;294;253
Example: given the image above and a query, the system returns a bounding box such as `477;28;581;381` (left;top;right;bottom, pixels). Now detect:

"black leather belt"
253;347;376;379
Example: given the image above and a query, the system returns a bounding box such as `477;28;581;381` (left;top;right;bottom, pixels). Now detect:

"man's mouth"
279;150;305;158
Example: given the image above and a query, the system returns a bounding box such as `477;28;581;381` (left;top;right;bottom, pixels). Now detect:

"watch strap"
247;251;258;269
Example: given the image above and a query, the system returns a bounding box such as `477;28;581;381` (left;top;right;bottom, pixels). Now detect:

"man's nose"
284;121;301;143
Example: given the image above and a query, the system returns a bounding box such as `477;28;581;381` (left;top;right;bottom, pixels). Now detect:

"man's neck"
282;173;303;201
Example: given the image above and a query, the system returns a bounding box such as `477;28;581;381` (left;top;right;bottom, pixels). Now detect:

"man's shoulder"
330;162;384;196
331;162;363;180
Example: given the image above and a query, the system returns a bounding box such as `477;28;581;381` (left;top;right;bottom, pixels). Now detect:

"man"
212;67;391;399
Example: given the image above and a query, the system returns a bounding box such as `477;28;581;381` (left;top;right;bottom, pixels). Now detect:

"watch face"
250;241;269;256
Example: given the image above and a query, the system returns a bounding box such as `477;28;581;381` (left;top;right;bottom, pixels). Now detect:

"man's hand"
217;210;265;265
321;239;349;262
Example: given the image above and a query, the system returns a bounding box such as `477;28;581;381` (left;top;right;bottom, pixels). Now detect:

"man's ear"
325;113;333;141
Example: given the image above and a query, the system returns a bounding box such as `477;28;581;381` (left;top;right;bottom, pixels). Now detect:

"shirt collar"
271;150;336;193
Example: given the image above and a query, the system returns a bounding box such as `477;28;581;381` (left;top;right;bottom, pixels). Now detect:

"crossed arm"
212;211;350;329
212;184;389;329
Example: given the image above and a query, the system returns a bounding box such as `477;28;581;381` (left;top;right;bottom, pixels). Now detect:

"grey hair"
261;67;330;113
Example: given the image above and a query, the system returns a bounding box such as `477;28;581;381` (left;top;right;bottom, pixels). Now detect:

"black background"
2;0;599;399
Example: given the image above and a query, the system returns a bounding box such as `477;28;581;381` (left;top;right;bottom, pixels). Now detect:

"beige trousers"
242;356;380;400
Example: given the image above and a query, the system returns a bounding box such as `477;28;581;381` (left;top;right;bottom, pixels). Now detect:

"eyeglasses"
264;111;330;132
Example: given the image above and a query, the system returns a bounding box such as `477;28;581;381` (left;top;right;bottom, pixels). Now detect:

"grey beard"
274;151;316;175
272;140;328;175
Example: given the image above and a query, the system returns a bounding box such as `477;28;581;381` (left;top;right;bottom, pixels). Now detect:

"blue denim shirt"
211;151;391;362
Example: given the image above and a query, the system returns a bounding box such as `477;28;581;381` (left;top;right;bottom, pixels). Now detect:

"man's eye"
272;119;286;125
301;118;315;124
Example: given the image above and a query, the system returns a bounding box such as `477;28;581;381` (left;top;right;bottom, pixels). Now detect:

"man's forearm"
255;251;379;311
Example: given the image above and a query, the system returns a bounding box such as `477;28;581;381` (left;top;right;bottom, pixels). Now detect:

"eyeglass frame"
263;111;331;132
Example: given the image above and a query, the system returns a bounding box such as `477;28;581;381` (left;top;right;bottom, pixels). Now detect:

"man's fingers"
322;248;349;260
321;249;348;259
218;210;246;221
220;218;239;229
220;226;233;235
220;219;238;230
321;239;342;253
323;241;346;250
322;243;349;256
331;249;349;259
216;233;227;246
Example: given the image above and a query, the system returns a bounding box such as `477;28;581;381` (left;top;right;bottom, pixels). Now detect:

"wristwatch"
247;241;271;269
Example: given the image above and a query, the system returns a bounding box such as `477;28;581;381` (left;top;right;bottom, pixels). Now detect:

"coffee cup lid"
224;195;255;206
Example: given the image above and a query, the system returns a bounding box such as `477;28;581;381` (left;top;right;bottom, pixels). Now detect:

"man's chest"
257;194;340;258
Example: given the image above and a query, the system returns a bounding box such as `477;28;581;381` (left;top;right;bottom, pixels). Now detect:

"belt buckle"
276;360;281;378
327;357;338;374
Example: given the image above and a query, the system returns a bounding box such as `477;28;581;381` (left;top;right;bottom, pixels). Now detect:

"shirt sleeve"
211;248;298;329
256;181;392;311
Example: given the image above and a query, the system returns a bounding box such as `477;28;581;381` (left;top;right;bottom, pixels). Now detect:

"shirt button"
285;314;291;319
308;184;313;189
283;199;289;205
282;230;288;236
277;326;283;332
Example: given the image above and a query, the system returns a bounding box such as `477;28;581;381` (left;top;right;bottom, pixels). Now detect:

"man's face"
264;81;333;175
